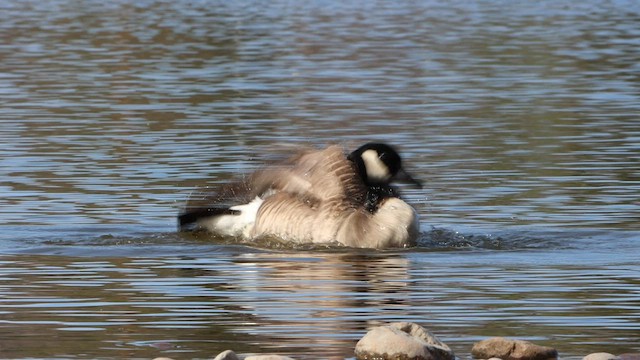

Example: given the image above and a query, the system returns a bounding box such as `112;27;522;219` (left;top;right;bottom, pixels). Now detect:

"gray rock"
212;350;240;360
619;354;640;360
583;353;621;360
244;356;296;360
355;322;455;360
472;337;557;360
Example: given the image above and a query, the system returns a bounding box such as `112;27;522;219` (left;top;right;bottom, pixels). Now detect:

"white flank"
361;149;391;183
198;196;264;238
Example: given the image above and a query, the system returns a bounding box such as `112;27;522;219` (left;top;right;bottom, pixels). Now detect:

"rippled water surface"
1;1;639;359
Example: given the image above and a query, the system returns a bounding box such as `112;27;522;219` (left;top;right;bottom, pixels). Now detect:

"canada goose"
178;143;422;249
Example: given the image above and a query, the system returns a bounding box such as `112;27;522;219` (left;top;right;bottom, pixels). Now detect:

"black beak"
394;167;423;189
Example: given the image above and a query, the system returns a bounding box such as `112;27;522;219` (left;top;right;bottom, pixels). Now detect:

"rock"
212;350;240;360
244;356;296;360
619;354;640;360
583;353;620;360
355;322;455;360
472;337;557;360
152;358;175;360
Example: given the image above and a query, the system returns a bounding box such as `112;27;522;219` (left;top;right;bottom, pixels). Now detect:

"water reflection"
1;250;638;359
227;253;413;344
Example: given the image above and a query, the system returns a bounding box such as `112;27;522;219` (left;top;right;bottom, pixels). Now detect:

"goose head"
348;143;423;189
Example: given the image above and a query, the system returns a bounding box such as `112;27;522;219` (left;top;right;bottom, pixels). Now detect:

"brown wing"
251;145;370;243
179;144;367;233
279;145;367;206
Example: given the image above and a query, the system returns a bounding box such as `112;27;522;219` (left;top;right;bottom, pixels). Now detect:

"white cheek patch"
362;149;391;183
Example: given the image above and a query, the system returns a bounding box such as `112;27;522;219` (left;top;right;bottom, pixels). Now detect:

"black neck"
364;185;399;213
347;151;368;184
348;150;399;212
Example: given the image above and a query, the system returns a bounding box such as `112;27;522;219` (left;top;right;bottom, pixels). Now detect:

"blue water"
0;0;639;359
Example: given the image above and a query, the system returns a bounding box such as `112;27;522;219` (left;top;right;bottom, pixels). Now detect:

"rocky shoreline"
153;322;638;360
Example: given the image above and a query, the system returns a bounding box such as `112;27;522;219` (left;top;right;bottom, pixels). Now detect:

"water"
1;0;639;358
